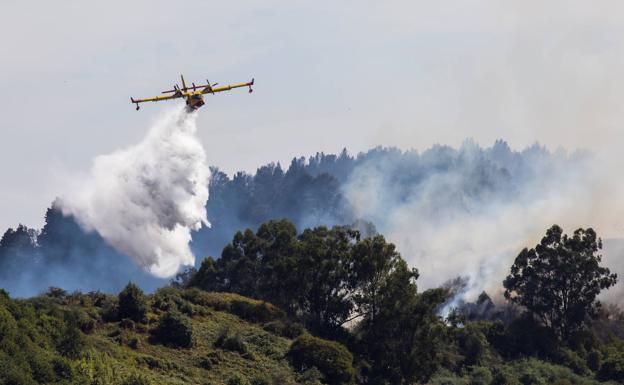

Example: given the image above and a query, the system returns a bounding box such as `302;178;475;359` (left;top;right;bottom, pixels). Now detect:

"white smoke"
60;106;210;277
343;140;624;304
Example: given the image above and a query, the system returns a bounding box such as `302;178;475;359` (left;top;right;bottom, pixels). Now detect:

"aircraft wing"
131;93;184;104
202;79;254;94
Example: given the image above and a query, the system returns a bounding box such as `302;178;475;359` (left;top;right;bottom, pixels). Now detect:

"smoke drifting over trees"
1;139;623;301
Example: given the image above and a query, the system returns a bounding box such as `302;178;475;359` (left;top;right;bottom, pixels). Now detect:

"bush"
491;368;521;385
101;299;119;322
78;316;96;334
120;318;136;330
288;333;354;385
428;368;467;385
263;320;305;339
152;311;193;348
128;336;140;349
230;299;285;323
459;323;490;366
56;318;87;359
26;349;55;383
250;374;271;385
227;373;249;385
598;349;624;381
587;350;601;372
152;286;196;314
469;366;493;385
555;348;589;376
297;367;324;385
121;373;152;385
497;315;559;360
197;350;222;370
508;358;591;385
51;357;73;380
215;328;248;355
118;283;148;323
1;358;38;385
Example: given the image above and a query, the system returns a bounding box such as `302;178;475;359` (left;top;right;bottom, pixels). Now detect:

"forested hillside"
1;142;604;298
0;285;323;385
2;220;624;385
3;142;624;383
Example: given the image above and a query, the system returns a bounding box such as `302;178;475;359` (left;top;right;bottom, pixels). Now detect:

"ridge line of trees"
179;220;620;384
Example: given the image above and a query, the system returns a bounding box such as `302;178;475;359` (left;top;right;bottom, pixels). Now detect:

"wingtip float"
131;75;254;111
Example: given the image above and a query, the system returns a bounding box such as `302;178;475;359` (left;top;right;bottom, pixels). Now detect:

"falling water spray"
61;106;210;277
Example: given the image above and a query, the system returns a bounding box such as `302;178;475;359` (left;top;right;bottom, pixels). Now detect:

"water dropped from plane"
60;106;210;277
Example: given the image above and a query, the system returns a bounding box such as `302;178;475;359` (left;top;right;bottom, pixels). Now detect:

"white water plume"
61;106;210;277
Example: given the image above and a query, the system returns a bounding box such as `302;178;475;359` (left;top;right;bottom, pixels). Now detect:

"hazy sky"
1;0;624;232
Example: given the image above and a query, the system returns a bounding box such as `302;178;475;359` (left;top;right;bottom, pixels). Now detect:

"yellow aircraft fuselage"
186;92;205;111
131;75;254;111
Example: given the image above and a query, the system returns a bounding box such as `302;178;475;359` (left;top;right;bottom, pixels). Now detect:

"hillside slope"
2;284;623;385
0;287;334;385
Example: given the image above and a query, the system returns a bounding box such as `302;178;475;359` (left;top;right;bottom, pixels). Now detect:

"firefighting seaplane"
131;75;254;111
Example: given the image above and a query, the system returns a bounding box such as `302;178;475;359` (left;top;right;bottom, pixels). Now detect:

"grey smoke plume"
343;140;623;304
61;106;210;277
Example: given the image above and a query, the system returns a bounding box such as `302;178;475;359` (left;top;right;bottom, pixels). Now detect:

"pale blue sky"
1;0;624;232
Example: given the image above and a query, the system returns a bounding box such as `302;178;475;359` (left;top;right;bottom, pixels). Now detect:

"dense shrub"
501;315;559;359
56;317;87;359
469;366;493;385
508;358;595;385
78;316;96;334
598;348;624;381
230;299;285;323
555;348;589;376
118;283;148;323
128;336;140;349
136;355;181;372
30;358;55;383
458;324;490;366
152;311;193;348
151;286;202;317
288;333;354;385
587;350;601;372
1;357;38;385
101;298;119;322
297;367;324;385
491;367;521;385
121;373;152;385
51;357;73;380
181;288;228;310
263;320;305;338
215;328;249;355
250;374;271;385
73;350;115;385
120;317;136;330
227;373;249;385
428;368;473;385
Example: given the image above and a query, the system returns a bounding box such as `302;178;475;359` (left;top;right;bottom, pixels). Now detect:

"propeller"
205;80;218;93
161;84;180;94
